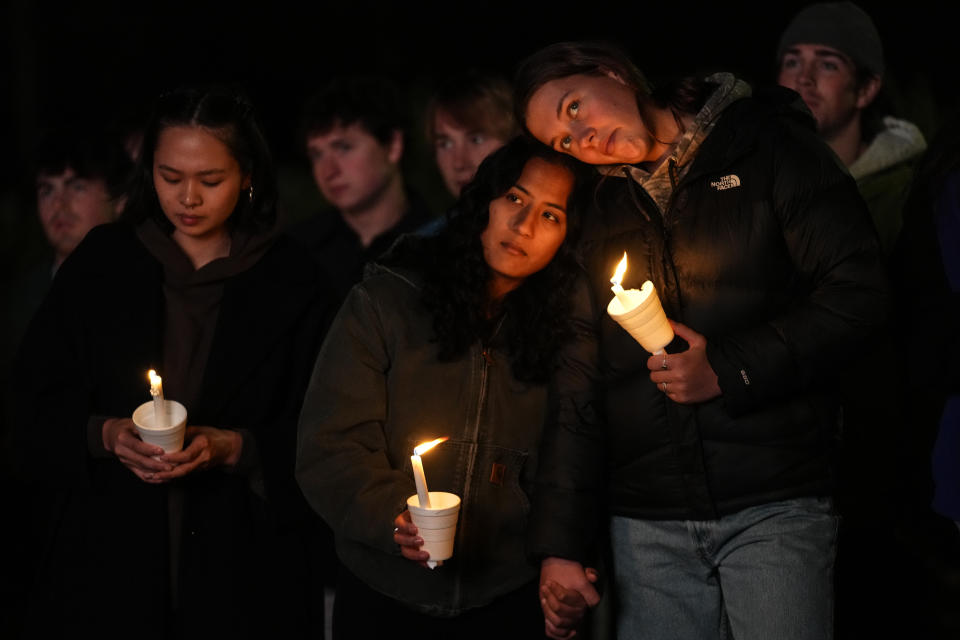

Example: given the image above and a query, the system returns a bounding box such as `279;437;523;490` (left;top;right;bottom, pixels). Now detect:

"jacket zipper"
452;339;490;611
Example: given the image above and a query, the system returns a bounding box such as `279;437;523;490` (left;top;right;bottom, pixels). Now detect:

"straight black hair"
124;85;278;235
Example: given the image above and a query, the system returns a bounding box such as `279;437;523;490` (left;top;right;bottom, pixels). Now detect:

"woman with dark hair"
426;69;519;198
12;85;331;638
514;41;888;639
296;136;592;639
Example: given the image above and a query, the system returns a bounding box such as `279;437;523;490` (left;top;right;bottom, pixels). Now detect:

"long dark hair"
123;85;278;234
513;40;713;133
387;136;592;382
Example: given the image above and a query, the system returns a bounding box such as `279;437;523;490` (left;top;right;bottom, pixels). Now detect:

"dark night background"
0;1;956;275
1;1;959;637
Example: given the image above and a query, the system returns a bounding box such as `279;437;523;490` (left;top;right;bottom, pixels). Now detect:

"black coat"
528;88;889;562
10;223;332;639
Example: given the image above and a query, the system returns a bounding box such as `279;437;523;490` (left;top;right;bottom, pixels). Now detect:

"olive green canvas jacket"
296;262;545;617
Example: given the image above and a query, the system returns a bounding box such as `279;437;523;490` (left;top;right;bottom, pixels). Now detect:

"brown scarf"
135;218;275;410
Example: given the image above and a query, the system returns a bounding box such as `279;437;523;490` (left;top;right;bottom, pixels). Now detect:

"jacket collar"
848;116;928;180
597;73;752;214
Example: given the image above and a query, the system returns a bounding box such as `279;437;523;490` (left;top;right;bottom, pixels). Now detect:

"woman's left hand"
151;426;243;481
648;320;721;404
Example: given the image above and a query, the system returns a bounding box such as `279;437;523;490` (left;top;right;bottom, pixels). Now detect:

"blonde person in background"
426;69;519;199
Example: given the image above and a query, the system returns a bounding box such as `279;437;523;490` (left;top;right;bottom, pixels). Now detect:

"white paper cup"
407;491;461;568
607;281;674;354
132;399;187;453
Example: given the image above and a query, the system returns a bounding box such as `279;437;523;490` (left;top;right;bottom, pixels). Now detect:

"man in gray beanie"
777;1;926;256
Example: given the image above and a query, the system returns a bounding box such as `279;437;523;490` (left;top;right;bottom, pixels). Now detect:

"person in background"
777;6;929;634
296;136;593;640
1;129;132;374
10;85;332;639
0;127;133;532
291;75;434;302
917;121;960;534
426;69;518;199
516;40;887;640
34;130;132;274
888;115;960;638
0;125;133;640
776;0;926;258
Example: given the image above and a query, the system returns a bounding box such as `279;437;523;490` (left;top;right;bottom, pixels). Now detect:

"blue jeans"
610;497;838;640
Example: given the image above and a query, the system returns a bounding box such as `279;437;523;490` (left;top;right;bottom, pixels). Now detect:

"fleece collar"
849;117;928;180
598;72;752;215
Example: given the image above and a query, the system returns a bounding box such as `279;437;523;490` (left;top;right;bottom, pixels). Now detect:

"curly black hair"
387;136;593;383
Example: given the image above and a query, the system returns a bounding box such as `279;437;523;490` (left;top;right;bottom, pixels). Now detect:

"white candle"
411;437;449;509
411;453;430;508
148;369;166;429
607;254;673;355
610;252;633;307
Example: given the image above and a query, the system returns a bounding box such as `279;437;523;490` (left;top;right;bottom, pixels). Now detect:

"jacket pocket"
401;438;531;514
462;444;537;597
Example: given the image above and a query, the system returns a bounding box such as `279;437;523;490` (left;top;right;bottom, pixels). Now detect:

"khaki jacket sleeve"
296;283;414;554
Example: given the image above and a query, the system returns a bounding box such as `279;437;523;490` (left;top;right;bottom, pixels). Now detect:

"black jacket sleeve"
707;120;889;415
527;272;607;563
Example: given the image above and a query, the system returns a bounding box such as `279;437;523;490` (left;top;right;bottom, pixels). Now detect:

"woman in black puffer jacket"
515;40;888;640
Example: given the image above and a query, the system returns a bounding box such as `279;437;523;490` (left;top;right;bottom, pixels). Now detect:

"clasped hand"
103;419;242;484
540;557;600;639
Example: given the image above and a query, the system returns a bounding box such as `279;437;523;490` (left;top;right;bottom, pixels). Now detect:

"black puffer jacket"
528;86;888;562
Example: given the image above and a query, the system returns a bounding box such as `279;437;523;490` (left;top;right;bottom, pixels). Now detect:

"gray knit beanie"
777;2;884;77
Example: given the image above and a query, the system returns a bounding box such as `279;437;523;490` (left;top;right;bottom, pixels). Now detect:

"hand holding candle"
607;252;674;354
407;437;459;569
133;369;187;453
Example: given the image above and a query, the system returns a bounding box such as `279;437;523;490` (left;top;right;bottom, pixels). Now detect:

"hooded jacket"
11;220;332;638
528;78;888;563
850;116;928;256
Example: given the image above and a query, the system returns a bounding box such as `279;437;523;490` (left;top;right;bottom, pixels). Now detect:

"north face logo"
710;175;741;190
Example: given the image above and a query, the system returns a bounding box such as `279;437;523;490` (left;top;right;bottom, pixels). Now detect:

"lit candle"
148;369;166;429
607;253;673;355
610;252;632;307
411;437;448;508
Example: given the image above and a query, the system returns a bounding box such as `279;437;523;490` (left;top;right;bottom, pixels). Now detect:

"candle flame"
611;252;628;286
414;437;449;456
148;369;163;398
